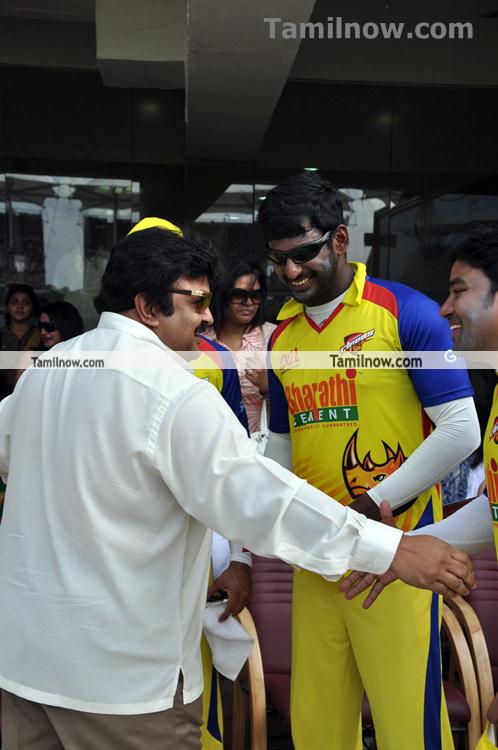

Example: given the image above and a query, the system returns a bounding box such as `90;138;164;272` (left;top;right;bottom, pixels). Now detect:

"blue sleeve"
268;367;290;433
221;368;249;434
375;279;474;408
197;334;249;433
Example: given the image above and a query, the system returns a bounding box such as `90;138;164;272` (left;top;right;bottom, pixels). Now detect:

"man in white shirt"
0;227;475;750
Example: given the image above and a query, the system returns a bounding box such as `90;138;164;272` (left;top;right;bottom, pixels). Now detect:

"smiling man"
0;226;477;750
343;222;498;735
409;223;498;562
259;172;481;750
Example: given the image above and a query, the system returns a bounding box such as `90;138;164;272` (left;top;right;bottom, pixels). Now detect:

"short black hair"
211;256;267;336
258;171;344;240
41;301;84;342
450;223;498;296
95;228;219;316
4;283;40;325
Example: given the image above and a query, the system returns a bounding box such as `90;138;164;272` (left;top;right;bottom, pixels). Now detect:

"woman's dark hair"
211;256;267;336
95;228;219;315
4;283;40;325
41;301;84;342
258;171;344;241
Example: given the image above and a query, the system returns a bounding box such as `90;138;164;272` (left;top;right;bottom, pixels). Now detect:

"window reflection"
0;174;140;328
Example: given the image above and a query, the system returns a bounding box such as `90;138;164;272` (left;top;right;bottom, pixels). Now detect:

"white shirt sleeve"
229;542;252;567
408;494;494;554
152;382;402;580
0;394;13;482
367;396;480;510
264;430;293;470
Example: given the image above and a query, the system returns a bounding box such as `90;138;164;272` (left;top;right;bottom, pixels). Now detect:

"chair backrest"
248;556;293;730
468;548;498;690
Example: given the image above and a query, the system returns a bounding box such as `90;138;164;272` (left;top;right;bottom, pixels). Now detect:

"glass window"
0;173;140;329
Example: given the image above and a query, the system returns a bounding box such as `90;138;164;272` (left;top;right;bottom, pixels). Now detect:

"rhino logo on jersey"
342;429;406;498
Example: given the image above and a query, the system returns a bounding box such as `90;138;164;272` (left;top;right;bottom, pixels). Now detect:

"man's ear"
134;293;160;328
333;224;349;257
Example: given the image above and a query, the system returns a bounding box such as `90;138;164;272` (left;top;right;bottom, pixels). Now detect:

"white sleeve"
367;396;480;510
153;382;402;580
264;430;293;470
229;542;252;567
0;394;14;482
408;494;494;554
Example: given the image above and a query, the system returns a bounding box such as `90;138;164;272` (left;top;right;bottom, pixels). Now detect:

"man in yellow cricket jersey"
259;172;481;750
434;223;498;559
344;221;498;739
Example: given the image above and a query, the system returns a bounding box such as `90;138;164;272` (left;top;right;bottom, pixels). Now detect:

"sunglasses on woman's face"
38;320;58;333
227;289;264;305
265;230;335;266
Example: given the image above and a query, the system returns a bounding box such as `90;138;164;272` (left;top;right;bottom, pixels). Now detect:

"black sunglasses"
164;288;212;312
38;319;58;333
227;288;264;305
266;230;334;266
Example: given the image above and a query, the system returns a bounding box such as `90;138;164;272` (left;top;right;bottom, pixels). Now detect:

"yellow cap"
128;217;183;236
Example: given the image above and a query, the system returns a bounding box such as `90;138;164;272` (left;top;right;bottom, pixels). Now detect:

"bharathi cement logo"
340;329;375;352
342;429;406;498
286;371;358;428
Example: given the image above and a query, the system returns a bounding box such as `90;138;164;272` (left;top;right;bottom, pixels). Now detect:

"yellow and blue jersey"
484;381;498;560
192;334;248;750
195;334;249;433
270;263;470;750
268;262;473;532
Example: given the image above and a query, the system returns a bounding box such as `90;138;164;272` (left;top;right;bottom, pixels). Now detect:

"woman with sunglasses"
205;257;275;434
39;301;84;350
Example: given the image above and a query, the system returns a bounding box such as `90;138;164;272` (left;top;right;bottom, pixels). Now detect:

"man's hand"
487;692;498;725
340;500;397;607
349;492;381;521
340;501;476;608
389;533;475;598
339;568;397;608
207;562;252;622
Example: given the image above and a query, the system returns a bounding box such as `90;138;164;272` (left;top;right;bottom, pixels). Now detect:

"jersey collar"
276;262;367;321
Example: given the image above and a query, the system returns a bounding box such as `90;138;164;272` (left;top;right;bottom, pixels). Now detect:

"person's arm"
340;496;490;607
408;493;494;554
360;396;480;515
209;548;252;622
264;364;293;468
0;393;14;481
351;282;479;520
488;692;498;725
152;382;474;596
265;430;292;470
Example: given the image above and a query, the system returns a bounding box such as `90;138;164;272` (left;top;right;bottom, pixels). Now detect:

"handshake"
340;501;476;608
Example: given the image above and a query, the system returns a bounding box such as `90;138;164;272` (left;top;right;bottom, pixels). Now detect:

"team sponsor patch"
489;416;498;444
340;329;375;352
285;372;358;428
